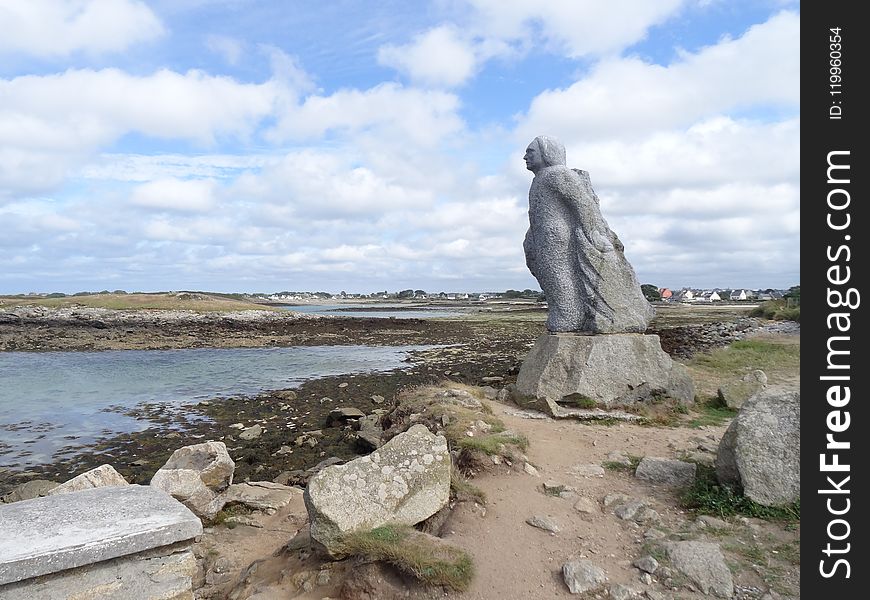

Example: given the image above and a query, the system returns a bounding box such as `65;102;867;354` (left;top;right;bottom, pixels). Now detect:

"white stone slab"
0;485;202;585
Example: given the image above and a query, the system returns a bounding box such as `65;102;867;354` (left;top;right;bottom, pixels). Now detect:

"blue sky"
0;0;800;294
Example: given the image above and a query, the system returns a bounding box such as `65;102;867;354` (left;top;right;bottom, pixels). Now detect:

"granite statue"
522;136;654;333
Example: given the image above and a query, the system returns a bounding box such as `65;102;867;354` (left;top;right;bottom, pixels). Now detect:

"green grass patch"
602;455;641;473
689;339;800;377
773;541;801;565
456;432;529;455
680;464;800;522
560;393;598;409
339;525;474;590
686;399;737;428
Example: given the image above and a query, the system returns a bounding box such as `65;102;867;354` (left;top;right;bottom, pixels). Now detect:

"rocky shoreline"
0;307;796;497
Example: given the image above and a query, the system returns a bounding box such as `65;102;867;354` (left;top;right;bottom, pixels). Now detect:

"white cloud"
465;0;688;57
516;11;799;142
267;83;464;147
0;0;164;58
131;178;217;212
205;34;244;66
378;26;478;87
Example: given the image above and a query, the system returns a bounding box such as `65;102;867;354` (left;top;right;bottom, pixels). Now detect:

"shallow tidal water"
0;344;432;468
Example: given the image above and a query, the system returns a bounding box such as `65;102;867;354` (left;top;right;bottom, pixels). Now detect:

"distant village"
253;286;798;304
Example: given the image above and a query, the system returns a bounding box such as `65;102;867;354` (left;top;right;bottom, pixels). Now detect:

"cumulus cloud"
465;0;688;57
516;11;799;143
378;26;478;87
0;0;164;58
131;178;218;212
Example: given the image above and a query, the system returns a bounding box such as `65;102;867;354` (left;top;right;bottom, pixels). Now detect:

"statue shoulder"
536;165;584;196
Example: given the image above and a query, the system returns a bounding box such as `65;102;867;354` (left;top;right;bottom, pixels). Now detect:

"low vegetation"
0;292;279;312
686;399;737;428
680;465;800;522
385;382;530;473
749;299;800;322
339;525;474;590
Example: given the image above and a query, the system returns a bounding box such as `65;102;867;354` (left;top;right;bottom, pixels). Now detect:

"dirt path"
194;391;799;600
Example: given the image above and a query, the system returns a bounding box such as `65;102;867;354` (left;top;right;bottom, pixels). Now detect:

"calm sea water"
279;304;464;319
0;344;430;468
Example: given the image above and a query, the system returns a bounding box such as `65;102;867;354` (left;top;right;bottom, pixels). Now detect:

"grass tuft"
602;455;642;472
339;525;474;590
686;399;737;428
680;464;800;522
451;468;487;503
456;432;529;455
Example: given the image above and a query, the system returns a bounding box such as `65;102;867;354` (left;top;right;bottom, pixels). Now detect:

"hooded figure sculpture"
522;136;654;333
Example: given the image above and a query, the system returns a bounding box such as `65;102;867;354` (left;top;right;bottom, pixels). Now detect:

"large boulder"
47;465;128;496
150;441;235;520
717;370;767;409
516;333;694;407
715;389;799;506
304;424;450;556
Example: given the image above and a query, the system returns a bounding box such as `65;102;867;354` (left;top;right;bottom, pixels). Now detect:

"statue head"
524;136;566;174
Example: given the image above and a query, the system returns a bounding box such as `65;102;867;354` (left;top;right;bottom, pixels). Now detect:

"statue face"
524;142;545;173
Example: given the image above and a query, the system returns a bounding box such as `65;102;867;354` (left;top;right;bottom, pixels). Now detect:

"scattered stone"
47;464;128;496
481;386;498;400
635;457;696;488
218;481;295;513
1;480;59;503
645;591;669;600
573;497;600;514
640;572;653;585
481;376;504;383
633;506;662;526
572;463;605;478
603;493;629;508
442;389;482;409
562;559;607;594
667;541;734;598
643;528;666;540
526;515;560;533
523;462;540;477
371;394;385;404
225;515;263;528
715;389;800;506
613;499;647;521
275;390;297;401
356;414;383;450
229;423;245;430
696;515;730;530
239;424;264;440
275;445;293;456
542;480;569;495
717;370;767;409
150;441;235;520
633;556;659;574
606;451;633;466
327;407;365;427
609;583;645;600
304;424;450;556
338;382;349;388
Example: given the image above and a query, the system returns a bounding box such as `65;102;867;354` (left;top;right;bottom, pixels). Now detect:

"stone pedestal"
516;333;694;408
